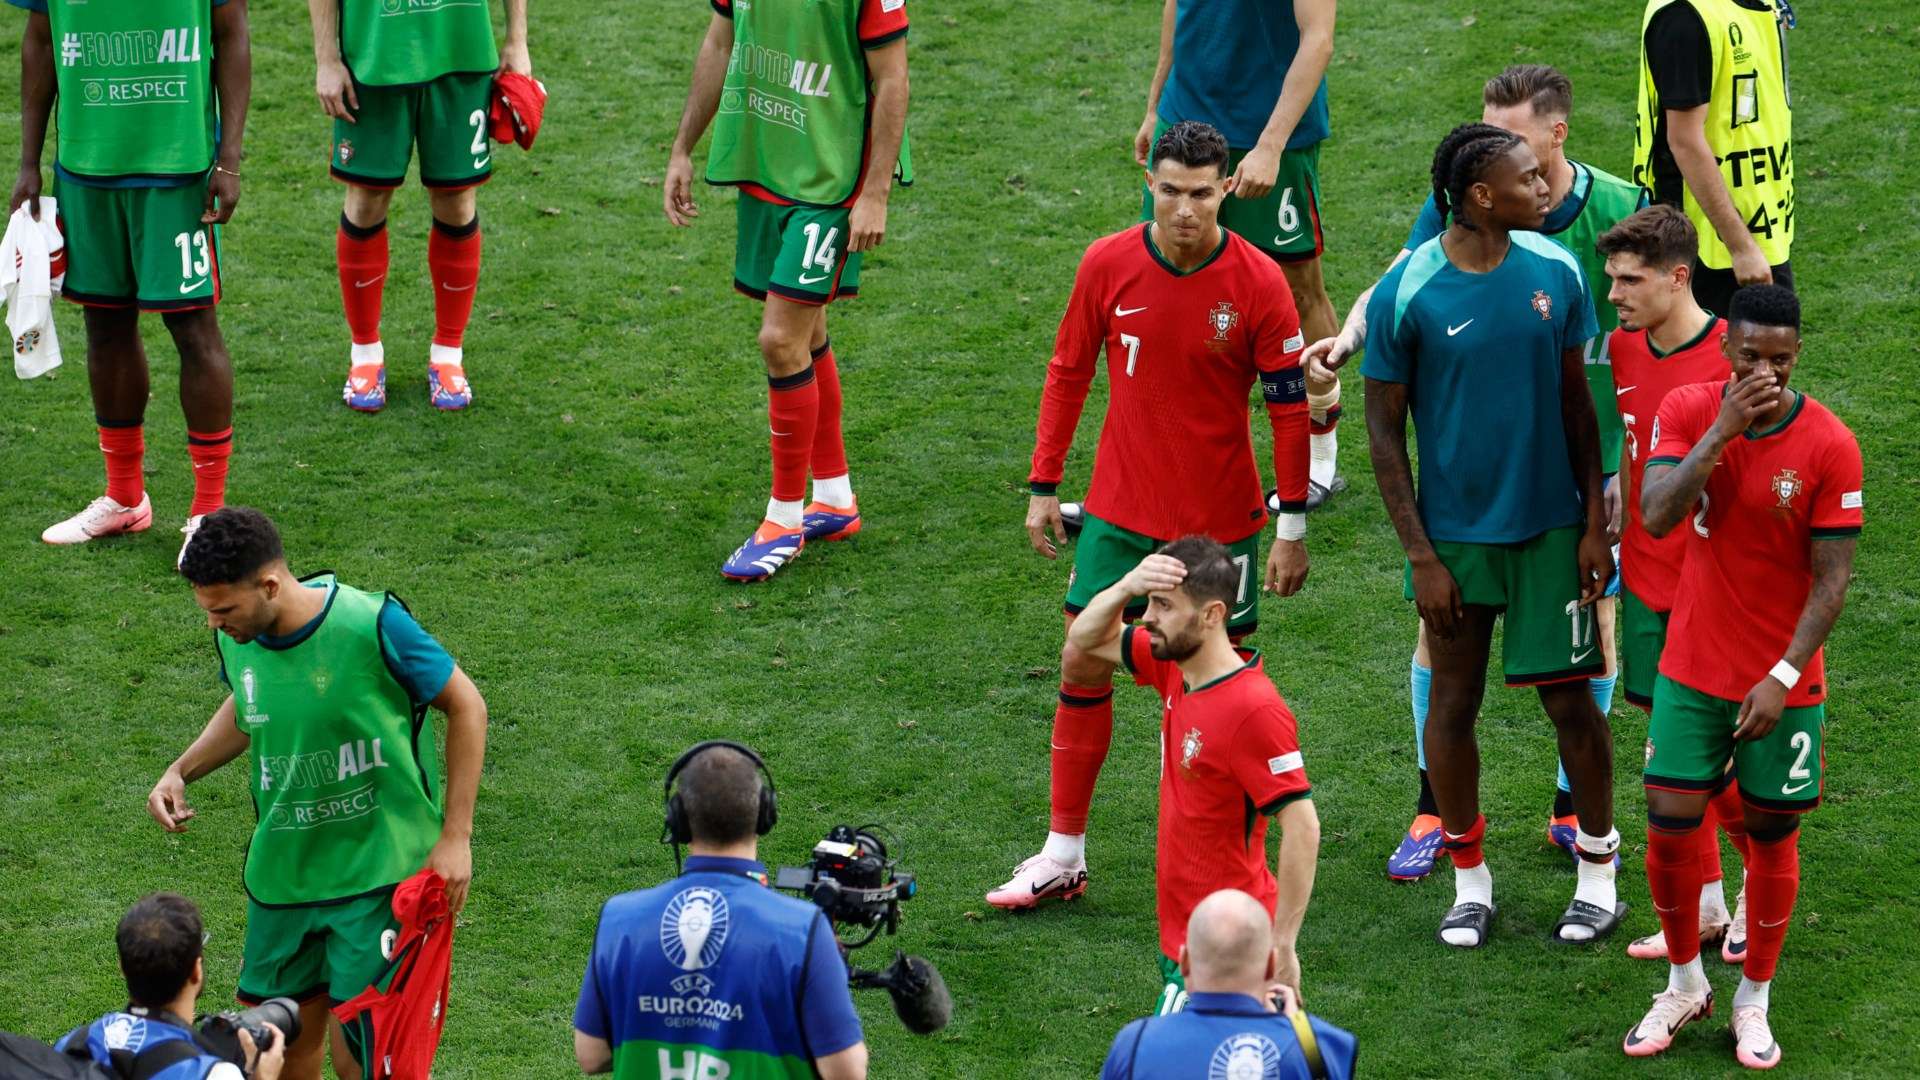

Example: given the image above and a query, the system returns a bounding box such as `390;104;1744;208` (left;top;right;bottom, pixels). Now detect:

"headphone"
661;740;779;848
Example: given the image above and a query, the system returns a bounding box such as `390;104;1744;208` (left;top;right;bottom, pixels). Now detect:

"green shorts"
54;176;221;310
1403;525;1602;686
237;888;400;1006
1155;954;1187;1016
734;195;862;305
1142;121;1324;261
1620;587;1670;711
1647;675;1826;813
332;72;495;189
1065;511;1261;636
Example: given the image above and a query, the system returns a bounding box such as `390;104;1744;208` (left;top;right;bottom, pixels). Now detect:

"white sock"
1559;828;1621;941
1441;863;1494;946
1309;429;1337;490
350;341;384;367
1734;976;1770;1012
1041;831;1085;867
430;342;463;368
1668;955;1709;997
764;498;804;530
812;473;853;508
1701;878;1731;924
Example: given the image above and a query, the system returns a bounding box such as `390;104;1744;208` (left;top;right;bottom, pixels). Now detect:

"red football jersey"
333;870;455;1080
1651;384;1863;706
1031;224;1308;542
1611;318;1729;610
1123;627;1312;959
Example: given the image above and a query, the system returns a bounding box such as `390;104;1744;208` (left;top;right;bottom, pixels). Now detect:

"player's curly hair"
179;506;285;586
1431;122;1524;232
1729;283;1800;332
1151;120;1230;178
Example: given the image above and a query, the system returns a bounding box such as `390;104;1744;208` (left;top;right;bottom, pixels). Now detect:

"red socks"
810;341;848;482
1047;681;1115;835
428;215;482;348
1440;814;1487;869
98;423;145;507
767;365;819;505
186;427;232;517
1711;782;1751;863
1646;824;1707;964
1744;829;1801;981
337;215;389;346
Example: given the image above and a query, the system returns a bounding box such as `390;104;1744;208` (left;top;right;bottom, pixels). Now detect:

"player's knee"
1644;790;1707;828
343;184;394;227
756;322;809;370
1745;817;1799;844
428;186;477;227
162;309;224;355
1058;640;1114;686
1279;256;1327;300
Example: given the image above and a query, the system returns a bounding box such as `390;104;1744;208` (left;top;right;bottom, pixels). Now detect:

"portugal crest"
1181;727;1203;771
1530;289;1553;320
338;140;354;166
1772;468;1804;508
1208;301;1241;342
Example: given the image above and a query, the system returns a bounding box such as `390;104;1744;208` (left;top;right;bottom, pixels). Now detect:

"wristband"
1028;481;1058;497
1275;513;1306;542
1767;659;1801;690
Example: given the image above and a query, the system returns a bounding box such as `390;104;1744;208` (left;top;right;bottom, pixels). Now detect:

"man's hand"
147;768;196;832
1301;334;1356;385
1270;944;1302;1006
1712;370;1778;441
663;151;699;227
1577;527;1611;608
238;1024;285;1080
202;167;240;225
427;833;473;913
10;166;41;218
499;40;533;78
1229;142;1282;201
1734;675;1788;741
848;190;887;253
315;58;358;122
1025;494;1066;559
1731;242;1773;288
1265;538;1307;597
1410;555;1462;639
1119;553;1187;598
1265;982;1302;1016
1604;474;1623;543
1133;112;1156;167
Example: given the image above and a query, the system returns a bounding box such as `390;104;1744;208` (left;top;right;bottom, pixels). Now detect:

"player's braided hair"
179;506;285;586
1431;122;1524;232
1728;283;1800;331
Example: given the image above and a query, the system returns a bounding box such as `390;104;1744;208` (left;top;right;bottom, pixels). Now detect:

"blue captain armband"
1262;367;1307;404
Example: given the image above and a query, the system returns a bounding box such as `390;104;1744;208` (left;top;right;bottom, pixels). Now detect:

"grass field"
3;1;1918;1076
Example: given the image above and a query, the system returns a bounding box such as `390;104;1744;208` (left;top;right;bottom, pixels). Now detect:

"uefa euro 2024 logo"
660;887;732;972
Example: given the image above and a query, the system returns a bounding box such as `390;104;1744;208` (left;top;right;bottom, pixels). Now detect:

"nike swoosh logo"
1571;647;1596;664
473;157;490;170
770;429;792;437
1759;917;1789;928
180;278;208;294
1030;876;1063;895
1114;304;1147;317
1446;320;1474;336
797;272;829;286
1230;605;1254;620
193;461;213;470
1616;384;1637;396
1271;233;1301;245
440;283;475;292
354;275;385;289
1780;779;1814;795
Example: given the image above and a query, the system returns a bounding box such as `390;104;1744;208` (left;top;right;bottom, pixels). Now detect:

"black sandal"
1436;901;1495;948
1552;899;1629;944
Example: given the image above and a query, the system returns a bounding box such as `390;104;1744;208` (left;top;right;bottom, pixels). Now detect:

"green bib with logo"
218;577;443;907
706;0;911;206
48;0;219;179
341;0;500;87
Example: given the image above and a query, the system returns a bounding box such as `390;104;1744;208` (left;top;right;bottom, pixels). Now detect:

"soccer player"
1633;0;1795;317
1305;67;1646;880
1364;123;1619;948
664;0;910;581
1624;285;1860;1069
12;0;249;564
317;0;532;412
985;121;1310;910
1065;542;1319;1013
1597;205;1751;964
148;508;489;1080
1136;0;1343;507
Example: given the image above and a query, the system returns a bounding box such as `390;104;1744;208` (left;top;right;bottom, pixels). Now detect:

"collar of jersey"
1648;314;1721;359
1743;389;1804;440
1182;991;1272;1016
1141;223;1228;278
682;855;770;883
1184;647;1261;694
1538;161;1594;236
251;575;340;651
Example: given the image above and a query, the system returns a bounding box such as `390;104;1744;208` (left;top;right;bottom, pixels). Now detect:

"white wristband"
1768;659;1801;690
1275;513;1306;542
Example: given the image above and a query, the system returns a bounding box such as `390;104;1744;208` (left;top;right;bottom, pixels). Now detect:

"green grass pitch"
3;2;1918;1076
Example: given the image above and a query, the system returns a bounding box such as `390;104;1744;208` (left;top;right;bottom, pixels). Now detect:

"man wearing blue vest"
1102;889;1356;1079
58;893;285;1080
573;742;868;1079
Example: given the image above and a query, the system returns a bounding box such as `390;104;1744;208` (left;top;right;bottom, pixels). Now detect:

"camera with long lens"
775;825;951;1035
193;997;302;1073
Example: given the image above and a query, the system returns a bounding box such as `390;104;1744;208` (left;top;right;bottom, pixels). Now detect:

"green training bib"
48;0;219;179
341;0;500;87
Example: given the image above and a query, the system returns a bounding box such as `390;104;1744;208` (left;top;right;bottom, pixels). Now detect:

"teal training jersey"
1361;231;1599;544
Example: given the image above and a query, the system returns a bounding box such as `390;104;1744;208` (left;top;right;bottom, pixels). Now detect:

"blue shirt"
1102;992;1358;1080
58;1011;242;1080
1360;231;1598;543
1158;0;1330;150
217;580;455;705
575;856;863;1078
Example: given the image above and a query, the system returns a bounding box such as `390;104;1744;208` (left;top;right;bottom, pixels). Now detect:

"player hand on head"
1228;142;1281;201
1121;553;1188;597
426;832;473;914
9;165;41;219
1409;555;1463;639
1713;370;1780;440
1025;494;1067;559
146;767;197;833
314;57;359;123
1265;538;1307;597
1577;528;1610;608
1734;675;1789;742
663;152;699;227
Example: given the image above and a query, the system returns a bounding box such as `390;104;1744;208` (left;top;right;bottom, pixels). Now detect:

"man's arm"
663;13;734;227
1269;796;1319;997
1665;103;1770;285
1230;0;1334;200
1558;345;1609;606
573;1031;612;1074
498;0;530;75
1302;246;1409;382
1731;537;1854;739
1364;377;1460;636
147;697;249;832
814;1044;869;1080
1133;0;1175;166
1027;252;1106;558
308;0;359;122
204;0;250;226
10;10;52;217
1065;554;1187;667
1641;374;1774;537
847;38;906;253
1262;356;1310;596
426;666;487;913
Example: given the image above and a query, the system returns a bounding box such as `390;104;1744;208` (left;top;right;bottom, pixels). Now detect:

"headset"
661;741;779;867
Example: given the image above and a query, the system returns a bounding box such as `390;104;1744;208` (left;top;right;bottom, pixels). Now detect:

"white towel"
2;197;65;379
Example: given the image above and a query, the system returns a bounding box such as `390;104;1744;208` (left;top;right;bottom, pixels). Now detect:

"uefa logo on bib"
660;886;731;972
1210;1031;1284;1080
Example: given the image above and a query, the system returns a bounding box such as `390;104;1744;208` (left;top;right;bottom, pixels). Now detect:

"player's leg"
160;307;235;564
803;300;862;542
1154;954;1188;1016
237;901;331;1080
321;891;401;1080
332;81;411;411
1424;602;1498;947
417;73;494;411
1387;623;1446;881
1711;774;1752;963
1550;560;1621;860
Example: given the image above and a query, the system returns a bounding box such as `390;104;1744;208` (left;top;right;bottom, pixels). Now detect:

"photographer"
573;742;868;1079
58;893;284;1080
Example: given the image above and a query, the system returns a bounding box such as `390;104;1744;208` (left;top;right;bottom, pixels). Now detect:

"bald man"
1102;889;1357;1078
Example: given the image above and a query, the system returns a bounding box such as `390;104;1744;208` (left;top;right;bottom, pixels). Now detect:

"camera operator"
1102;890;1356;1079
58;893;284;1080
572;741;869;1079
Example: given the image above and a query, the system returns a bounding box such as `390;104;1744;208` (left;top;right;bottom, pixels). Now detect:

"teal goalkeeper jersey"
1361;231;1599;544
